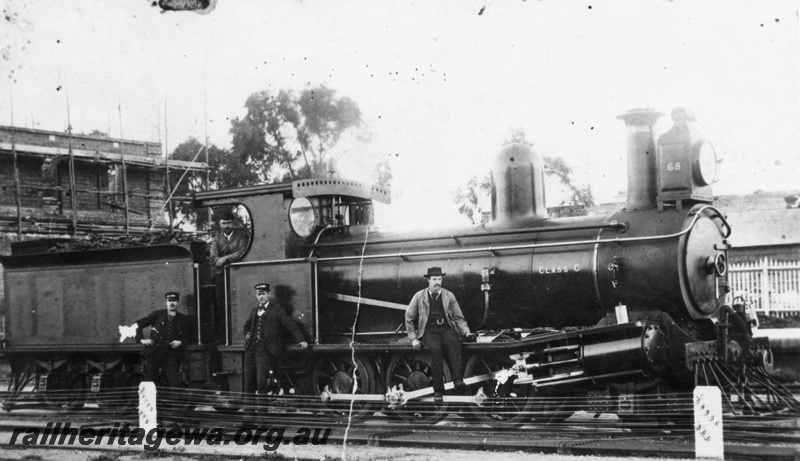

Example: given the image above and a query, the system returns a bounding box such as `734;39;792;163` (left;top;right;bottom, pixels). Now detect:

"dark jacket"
243;301;305;355
405;287;471;341
134;309;189;357
209;228;249;273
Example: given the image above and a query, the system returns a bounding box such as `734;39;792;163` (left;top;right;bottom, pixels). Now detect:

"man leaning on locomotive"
208;211;249;341
132;291;189;412
406;266;476;402
242;282;308;423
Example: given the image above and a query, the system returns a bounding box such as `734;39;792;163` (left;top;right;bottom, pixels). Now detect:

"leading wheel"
464;353;533;425
312;355;378;423
385;353;450;424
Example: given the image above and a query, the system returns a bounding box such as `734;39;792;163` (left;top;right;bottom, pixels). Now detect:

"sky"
1;0;798;230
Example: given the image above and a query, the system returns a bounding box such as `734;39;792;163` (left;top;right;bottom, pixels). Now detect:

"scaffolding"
1;127;208;239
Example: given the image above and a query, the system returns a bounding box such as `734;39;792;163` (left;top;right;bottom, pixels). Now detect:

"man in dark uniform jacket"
243;283;308;421
405;267;475;402
134;291;189;412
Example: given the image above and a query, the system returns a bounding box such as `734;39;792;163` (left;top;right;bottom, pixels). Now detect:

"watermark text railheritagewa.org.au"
9;422;332;452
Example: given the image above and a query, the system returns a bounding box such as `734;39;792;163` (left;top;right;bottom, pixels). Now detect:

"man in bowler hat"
405;267;475;402
242;283;308;421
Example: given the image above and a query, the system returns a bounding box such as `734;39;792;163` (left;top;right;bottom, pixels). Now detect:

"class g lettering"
538;265;581;274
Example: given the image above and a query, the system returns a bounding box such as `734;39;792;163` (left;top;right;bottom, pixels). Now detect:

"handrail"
305;221;628;250
313;206;727;263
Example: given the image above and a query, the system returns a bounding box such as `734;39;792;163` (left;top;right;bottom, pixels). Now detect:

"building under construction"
0;125;207;238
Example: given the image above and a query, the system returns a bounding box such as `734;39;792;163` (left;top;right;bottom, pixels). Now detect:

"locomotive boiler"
310;108;726;335
1;107;795;425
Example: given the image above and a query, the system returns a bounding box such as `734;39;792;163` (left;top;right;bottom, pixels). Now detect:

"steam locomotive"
1;107;795;424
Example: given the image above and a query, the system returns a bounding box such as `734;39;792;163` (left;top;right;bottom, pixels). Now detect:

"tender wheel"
464;353;533;425
43;373;87;411
385;353;450;424
96;373;142;415
312;355;378;422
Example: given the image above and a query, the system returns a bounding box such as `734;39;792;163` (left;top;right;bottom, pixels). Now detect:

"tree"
166;86;384;229
167;137;247;229
84;129;109;137
229;86;362;182
453;173;492;225
372;156;393;190
542;155;595;217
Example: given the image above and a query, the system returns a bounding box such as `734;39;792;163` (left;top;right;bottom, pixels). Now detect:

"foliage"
167;137;244;230
372;156;393;189
84;129;109;137
166;86;387;230
229;86;362;182
453;173;492;225
757;314;800;329
543;155;595;218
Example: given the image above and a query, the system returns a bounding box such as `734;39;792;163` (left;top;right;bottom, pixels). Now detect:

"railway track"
2;398;798;461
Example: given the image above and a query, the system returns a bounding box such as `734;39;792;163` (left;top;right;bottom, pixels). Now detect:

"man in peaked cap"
242;283;308;422
133;291;189;413
405;267;475;402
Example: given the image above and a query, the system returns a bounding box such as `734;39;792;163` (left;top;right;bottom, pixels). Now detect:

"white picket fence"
728;258;800;317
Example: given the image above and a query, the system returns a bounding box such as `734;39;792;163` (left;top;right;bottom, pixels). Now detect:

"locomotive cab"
193;178;391;350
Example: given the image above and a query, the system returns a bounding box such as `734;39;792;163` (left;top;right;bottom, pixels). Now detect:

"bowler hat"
219;211;235;221
254;283;270;292
165;292;180;301
423;267;446;278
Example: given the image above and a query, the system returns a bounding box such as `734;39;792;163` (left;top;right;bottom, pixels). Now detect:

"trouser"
243;343;279;420
145;349;182;412
420;322;463;393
